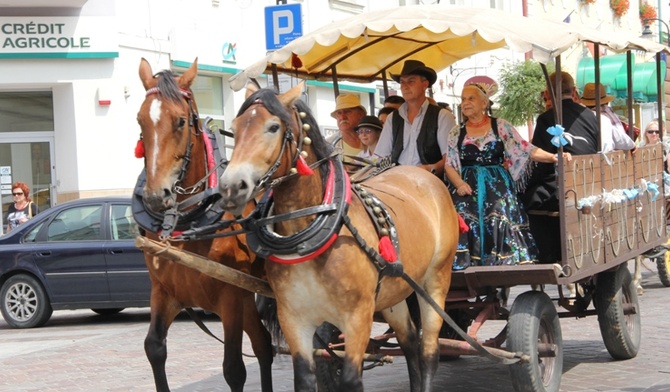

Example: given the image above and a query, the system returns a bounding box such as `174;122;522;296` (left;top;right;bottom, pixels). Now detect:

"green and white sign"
0;17;118;59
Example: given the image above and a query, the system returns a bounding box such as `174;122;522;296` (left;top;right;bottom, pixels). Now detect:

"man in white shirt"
375;60;456;177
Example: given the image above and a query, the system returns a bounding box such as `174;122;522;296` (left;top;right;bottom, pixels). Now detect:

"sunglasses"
647;130;660;134
356;128;377;135
12;192;24;196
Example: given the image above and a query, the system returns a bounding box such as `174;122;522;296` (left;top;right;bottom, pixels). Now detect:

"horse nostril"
162;188;171;198
239;180;248;191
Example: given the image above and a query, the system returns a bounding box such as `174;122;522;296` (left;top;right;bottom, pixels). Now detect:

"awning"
576;53;667;102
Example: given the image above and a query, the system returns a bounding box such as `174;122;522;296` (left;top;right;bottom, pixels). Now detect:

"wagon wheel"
656;238;670;287
594;264;641;360
507;291;563;392
315;322;343;392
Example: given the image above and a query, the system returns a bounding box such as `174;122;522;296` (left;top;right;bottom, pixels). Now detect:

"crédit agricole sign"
0;17;118;59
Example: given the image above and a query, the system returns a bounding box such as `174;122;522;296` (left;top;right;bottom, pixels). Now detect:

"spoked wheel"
0;274;53;329
507;291;563;392
314;322;343;392
594;264;641;360
657;239;670;287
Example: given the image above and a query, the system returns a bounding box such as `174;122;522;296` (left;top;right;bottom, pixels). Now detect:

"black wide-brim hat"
391;60;437;86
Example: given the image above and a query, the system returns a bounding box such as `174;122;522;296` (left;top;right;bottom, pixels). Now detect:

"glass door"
0;139;55;234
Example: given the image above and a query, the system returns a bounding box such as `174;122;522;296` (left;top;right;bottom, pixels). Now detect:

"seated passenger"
521;72;599;263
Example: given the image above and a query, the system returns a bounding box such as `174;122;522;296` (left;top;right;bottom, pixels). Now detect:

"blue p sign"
265;4;302;51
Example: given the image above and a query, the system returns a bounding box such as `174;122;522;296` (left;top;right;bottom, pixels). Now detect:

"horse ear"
178;58;198;89
139;58;156;90
278;82;305;107
245;81;259;100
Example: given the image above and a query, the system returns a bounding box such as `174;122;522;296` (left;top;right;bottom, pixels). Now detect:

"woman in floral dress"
444;83;571;269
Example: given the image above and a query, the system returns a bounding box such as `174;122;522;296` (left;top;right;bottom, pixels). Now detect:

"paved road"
1;260;669;392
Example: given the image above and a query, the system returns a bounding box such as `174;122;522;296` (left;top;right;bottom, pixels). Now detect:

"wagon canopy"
229;5;669;91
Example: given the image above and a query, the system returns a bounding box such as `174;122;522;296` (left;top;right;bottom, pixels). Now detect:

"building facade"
0;0;663;232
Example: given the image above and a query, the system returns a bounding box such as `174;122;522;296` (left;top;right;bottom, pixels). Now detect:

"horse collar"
245;159;352;264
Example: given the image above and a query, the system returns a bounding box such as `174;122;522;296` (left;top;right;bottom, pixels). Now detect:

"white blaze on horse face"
149;99;162;176
150;99;162;125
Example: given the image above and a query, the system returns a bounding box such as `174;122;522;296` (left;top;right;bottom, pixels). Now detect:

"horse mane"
238;88;333;178
154;70;184;103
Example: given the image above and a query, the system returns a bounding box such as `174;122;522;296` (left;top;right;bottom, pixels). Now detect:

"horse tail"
256;295;287;350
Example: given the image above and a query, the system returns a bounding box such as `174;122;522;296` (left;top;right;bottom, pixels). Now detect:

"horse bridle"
145;87;204;194
249;99;319;193
135;87;227;238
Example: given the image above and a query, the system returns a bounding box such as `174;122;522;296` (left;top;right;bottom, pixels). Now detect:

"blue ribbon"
622;188;638;200
547;125;568;148
647;182;660;201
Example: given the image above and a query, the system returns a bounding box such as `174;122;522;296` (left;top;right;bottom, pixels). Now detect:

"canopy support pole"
656;52;664;135
271;64;280;93
331;66;340;98
626;51;635;139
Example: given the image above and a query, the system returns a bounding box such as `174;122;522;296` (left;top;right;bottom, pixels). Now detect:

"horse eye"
268;124;280;134
178;117;186;128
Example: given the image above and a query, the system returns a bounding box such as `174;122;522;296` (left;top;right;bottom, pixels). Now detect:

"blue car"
0;197;150;328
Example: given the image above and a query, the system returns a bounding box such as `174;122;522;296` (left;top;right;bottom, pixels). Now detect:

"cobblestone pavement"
1;260;669;392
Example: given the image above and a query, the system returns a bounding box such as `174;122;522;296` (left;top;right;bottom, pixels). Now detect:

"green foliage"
496;60;553;126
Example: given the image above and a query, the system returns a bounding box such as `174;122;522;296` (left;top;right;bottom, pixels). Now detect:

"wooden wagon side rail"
561;144;667;281
135;236;275;298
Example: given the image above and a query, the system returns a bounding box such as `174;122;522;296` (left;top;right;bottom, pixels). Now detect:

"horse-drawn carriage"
133;6;669;392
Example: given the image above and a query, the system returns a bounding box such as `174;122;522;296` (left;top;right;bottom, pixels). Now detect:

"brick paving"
1;259;669;391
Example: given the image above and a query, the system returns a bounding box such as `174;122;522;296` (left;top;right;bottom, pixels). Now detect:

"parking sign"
265;4;302;51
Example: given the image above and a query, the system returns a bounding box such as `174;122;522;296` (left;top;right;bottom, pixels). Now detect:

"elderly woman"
444;83;571;269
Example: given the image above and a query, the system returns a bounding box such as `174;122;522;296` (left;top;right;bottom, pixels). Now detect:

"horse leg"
380;303;421;392
219;289;247;392
633;256;644;296
417;288;449;392
144;286;182;392
337;307;375;392
242;294;274;392
275;308;318;392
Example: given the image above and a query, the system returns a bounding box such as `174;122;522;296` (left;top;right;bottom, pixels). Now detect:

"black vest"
390;104;443;165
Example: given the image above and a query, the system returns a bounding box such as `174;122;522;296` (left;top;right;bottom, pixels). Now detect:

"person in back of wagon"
444;82;568;269
521;71;599;264
579;82;635;153
383;95;405;110
375;60;456;177
329;93;365;158
355;115;384;163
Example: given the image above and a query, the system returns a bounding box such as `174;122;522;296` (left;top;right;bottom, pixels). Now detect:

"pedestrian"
5;181;38;233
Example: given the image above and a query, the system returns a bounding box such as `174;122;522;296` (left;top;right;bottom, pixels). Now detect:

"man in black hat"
375;60;455;177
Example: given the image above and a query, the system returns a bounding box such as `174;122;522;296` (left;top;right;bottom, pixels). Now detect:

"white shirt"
375;100;456;166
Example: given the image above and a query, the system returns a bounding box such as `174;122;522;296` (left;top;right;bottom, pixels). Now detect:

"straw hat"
580;83;614;106
330;94;367;118
354;115;383;131
391;60;437;86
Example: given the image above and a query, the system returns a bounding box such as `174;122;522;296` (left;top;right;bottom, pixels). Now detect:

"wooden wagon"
136;6;670;392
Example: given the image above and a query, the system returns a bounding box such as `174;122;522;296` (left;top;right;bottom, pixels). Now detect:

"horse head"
220;82;331;216
137;58;202;214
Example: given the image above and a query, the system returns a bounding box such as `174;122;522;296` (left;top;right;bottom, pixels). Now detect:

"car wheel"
91;308;125;316
1;274;53;329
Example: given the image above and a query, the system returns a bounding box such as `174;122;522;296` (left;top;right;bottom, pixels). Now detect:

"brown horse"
135;58;274;392
218;82;459;392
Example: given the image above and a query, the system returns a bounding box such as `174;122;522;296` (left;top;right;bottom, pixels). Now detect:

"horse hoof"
636;285;644;296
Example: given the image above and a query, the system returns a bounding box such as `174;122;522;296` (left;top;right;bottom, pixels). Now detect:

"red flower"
640;2;658;22
610;0;629;17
